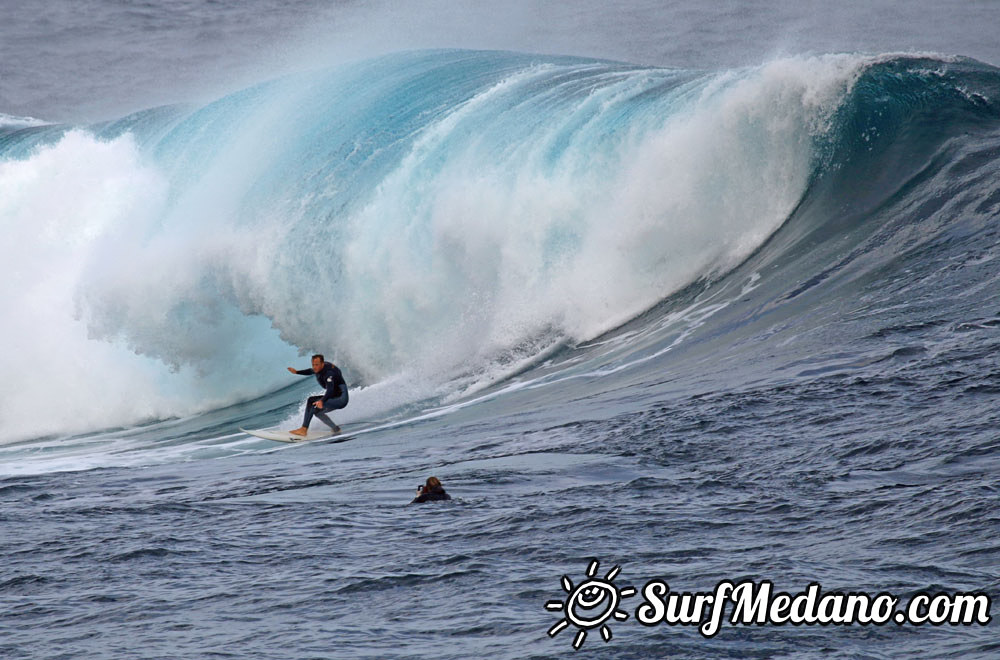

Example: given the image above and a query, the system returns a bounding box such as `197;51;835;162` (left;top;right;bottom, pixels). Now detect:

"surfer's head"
425;476;442;490
311;354;325;372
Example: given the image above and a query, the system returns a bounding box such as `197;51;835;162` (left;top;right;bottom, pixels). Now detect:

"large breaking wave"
1;49;998;442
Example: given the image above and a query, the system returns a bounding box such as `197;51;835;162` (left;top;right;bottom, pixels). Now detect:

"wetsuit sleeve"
294;369;312;375
411;493;428;504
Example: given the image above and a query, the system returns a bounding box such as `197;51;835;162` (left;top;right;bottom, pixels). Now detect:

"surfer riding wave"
287;354;348;436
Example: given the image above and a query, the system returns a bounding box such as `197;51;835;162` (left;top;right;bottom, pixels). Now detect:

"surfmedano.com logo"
545;558;992;650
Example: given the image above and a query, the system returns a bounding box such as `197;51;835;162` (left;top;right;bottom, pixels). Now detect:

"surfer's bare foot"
289;427;308;437
332;426;341;434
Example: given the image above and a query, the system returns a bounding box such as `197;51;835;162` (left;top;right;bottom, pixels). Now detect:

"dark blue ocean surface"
2;3;1000;659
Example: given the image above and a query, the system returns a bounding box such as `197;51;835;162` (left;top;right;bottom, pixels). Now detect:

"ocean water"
2;2;999;658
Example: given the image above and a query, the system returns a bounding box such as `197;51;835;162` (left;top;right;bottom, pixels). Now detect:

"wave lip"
0;113;46;128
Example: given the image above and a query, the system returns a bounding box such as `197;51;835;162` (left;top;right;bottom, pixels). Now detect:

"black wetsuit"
296;362;347;401
296;362;349;429
411;485;451;504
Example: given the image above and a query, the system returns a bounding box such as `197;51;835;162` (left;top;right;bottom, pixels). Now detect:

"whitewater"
2;2;999;658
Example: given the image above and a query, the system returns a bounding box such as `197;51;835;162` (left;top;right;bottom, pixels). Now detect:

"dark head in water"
412;476;452;504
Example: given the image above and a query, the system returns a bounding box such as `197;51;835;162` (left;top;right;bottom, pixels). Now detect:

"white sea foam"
0;131;300;443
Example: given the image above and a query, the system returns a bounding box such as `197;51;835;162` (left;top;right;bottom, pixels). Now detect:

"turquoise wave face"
75;50;840;368
1;49;998;440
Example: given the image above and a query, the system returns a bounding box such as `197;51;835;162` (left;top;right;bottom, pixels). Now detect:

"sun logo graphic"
545;559;637;650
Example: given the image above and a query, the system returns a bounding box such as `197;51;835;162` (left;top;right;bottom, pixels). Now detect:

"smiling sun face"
546;559;636;650
568;580;617;625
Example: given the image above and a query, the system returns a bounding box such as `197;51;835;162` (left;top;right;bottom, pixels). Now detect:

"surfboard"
240;427;340;443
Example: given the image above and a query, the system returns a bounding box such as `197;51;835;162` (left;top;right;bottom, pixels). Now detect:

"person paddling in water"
287;354;349;436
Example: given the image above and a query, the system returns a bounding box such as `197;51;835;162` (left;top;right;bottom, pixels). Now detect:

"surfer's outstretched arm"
287;367;312;375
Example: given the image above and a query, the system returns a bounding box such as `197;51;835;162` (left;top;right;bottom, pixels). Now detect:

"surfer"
411;476;452;504
287;354;348;436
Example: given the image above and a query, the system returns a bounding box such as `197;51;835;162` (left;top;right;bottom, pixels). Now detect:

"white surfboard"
240;427;340;443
